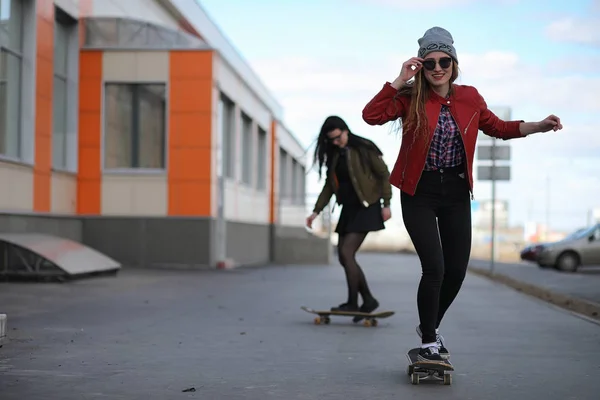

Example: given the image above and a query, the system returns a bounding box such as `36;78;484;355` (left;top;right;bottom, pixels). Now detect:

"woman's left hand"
381;207;392;222
537;115;563;132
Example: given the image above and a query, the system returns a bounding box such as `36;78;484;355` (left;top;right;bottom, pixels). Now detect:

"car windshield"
564;224;599;241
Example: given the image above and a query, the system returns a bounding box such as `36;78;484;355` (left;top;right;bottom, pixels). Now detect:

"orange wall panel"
77;51;103;215
33;1;54;212
168;51;213;217
169;80;212;113
269;119;278;224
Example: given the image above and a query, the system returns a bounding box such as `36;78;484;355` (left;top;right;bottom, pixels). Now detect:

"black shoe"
352;298;380;322
436;334;450;360
417;346;444;363
330;303;359;312
416;325;450;359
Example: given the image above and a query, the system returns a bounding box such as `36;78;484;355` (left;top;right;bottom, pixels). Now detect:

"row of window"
218;93;306;203
280;149;306;205
0;1;306;206
0;1;77;169
0;0;25;159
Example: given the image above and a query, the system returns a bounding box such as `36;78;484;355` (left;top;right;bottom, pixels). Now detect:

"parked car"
520;243;545;262
534;224;600;272
520;228;587;263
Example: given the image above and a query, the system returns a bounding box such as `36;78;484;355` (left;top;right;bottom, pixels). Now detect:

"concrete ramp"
0;233;121;280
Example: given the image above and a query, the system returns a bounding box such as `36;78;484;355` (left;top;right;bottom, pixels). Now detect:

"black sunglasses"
423;57;452;71
327;133;343;142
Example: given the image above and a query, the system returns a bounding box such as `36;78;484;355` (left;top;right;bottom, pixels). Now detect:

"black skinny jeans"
401;164;472;344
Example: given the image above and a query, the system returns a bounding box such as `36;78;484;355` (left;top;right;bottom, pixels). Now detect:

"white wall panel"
223;181;269;224
102;175;167;216
237;185;269;223
102;51;169;82
51;172;77;214
0;163;34;212
210;85;219;217
279;205;305;227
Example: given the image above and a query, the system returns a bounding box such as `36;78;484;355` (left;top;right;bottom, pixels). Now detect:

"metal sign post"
475;107;512;274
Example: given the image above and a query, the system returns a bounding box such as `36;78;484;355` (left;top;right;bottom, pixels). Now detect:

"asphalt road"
470;258;600;305
1;253;599;399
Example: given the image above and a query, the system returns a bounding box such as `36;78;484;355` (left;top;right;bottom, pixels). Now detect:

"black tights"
337;232;374;306
401;166;472;344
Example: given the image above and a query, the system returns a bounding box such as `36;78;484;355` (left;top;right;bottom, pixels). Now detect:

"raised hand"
537;114;563;133
399;57;425;83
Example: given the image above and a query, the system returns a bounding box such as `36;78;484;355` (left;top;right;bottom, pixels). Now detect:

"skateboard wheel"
314;317;321;325
324;317;331;324
363;319;372;327
443;374;452;385
410;373;419;385
372;319;378;327
406;366;413;376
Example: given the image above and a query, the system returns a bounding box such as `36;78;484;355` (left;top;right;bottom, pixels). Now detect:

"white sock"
421;342;437;349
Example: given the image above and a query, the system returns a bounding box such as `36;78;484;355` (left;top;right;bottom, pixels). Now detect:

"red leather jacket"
362;82;525;197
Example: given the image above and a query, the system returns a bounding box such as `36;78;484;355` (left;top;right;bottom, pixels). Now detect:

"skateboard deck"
301;306;395;327
406;347;454;385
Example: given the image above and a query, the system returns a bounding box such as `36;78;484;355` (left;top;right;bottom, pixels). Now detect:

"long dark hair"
312;115;384;180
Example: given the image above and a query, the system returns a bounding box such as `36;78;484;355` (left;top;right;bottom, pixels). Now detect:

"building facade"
0;0;329;268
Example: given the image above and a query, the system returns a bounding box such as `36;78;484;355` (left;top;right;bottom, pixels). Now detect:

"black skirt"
335;202;385;235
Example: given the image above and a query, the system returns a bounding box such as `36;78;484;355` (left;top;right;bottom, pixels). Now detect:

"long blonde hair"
393;60;459;143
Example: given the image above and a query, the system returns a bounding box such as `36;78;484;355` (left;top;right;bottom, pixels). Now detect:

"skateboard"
406;347;454;385
300;306;395;327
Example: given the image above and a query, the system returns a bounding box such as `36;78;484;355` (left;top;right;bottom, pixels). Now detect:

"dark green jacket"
312;146;392;214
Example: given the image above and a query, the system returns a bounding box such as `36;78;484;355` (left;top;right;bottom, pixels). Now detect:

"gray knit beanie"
417;27;458;63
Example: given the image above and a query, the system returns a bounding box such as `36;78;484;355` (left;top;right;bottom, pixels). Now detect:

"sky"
198;0;600;233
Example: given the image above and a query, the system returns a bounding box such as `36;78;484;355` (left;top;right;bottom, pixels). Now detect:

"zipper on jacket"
347;150;369;208
452;110;477;200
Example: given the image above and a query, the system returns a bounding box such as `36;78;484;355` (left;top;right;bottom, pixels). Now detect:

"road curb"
468;266;600;322
0;313;7;347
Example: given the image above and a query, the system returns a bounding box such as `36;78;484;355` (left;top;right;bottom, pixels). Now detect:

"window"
84;17;207;50
279;148;288;201
256;127;267;191
240;112;252;185
219;93;235;179
300;168;306;204
296;163;306;205
104;83;166;170
0;0;23;159
291;158;298;201
53;7;75;169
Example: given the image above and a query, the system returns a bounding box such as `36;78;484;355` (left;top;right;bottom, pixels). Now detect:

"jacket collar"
427;84;455;105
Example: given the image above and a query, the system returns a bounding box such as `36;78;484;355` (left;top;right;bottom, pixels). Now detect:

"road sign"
477;145;511;161
475;106;512;275
478;165;510;181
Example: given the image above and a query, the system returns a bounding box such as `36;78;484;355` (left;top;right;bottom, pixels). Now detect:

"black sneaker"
330;303;359;312
352;298;380;322
417;346;444;363
416;325;450;359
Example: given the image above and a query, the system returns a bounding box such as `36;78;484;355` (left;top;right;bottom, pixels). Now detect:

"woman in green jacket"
306;115;393;317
